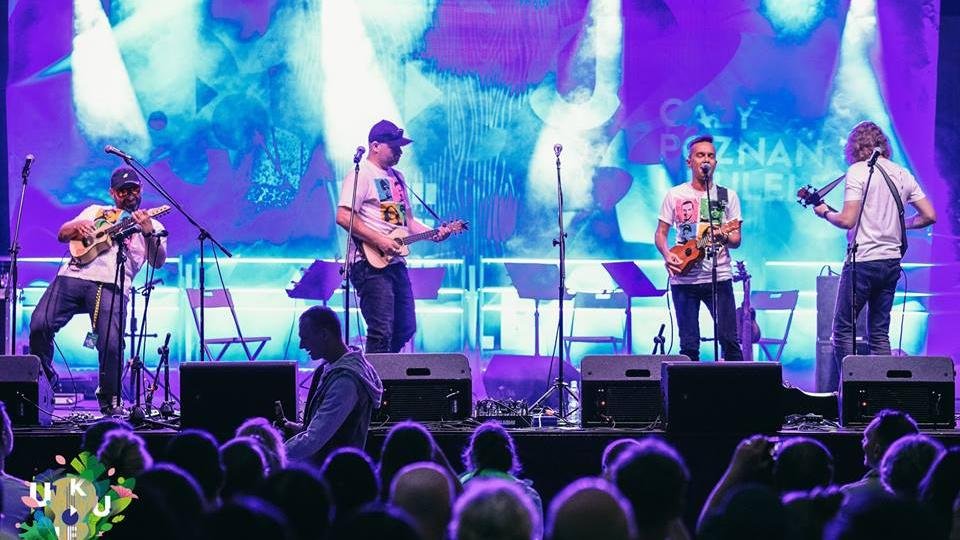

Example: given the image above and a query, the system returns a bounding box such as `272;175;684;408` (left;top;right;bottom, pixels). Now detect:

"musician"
655;135;743;361
812;122;935;388
336;119;450;353
29;167;167;415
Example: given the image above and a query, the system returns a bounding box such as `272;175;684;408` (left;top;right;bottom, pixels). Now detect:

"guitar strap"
874;164;908;257
393;171;443;222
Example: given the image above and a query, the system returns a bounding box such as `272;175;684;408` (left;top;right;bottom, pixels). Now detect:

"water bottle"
567;379;581;426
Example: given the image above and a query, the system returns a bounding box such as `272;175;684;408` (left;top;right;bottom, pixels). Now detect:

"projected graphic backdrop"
7;1;944;373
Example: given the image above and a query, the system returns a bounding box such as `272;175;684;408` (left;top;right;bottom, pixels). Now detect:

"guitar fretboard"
401;228;442;245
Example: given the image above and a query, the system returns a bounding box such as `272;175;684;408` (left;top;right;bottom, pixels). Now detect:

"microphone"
353;146;365;163
104;145;133;160
21;154;35;178
554;143;563;157
144;277;164;289
867;147;882;167
700;162;713;177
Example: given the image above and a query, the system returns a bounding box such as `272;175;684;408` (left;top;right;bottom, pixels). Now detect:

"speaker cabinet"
581;355;689;427
840;355;955;428
0;355;53;426
662;361;784;433
180;361;298;442
368;354;471;422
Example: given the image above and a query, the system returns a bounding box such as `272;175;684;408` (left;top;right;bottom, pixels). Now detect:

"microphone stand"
846;157;877;366
703;168;721;361
145;332;178;419
341;148;364;343
8;160;31;355
115;152;232;361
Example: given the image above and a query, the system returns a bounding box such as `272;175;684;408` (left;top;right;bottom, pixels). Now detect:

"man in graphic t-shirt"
336;120;451;353
811;121;936;390
654;135;743;361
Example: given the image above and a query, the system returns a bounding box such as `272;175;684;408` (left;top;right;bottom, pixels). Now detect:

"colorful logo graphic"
17;452;137;539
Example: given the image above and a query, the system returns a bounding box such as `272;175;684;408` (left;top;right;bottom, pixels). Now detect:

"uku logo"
18;452;137;539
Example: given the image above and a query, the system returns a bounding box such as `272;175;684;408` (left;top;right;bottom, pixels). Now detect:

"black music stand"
407;266;446;351
286;260;342;305
504;263;573;357
601;262;668;353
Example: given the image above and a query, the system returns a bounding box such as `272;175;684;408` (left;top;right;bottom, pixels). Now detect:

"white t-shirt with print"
844;157;925;262
57;205;167;289
658;182;742;285
338;159;411;264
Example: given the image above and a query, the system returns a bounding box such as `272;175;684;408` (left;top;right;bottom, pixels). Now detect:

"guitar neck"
402;228;441;245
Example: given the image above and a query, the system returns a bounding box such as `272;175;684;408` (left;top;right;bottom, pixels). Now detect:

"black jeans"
832;259;901;382
350;261;417;353
29;276;127;397
671;279;743;362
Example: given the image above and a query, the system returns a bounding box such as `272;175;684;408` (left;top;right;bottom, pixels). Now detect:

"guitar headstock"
733;260;751;283
796;185;821;208
445;219;469;234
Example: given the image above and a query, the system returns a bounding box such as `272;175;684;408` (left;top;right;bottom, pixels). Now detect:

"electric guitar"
668;220;742;275
361;219;468;269
68;205;171;266
733;261;761;362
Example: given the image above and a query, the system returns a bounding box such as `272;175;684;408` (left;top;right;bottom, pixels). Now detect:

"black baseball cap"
110;167;140;190
368;119;413;146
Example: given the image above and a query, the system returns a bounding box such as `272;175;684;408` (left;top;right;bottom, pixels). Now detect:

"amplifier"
368;353;471;423
580;355;689;427
840;355;955;428
0;355;53;426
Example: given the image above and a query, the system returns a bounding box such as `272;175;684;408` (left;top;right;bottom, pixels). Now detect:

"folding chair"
186;288;271;361
563;291;627;358
752;290;799;362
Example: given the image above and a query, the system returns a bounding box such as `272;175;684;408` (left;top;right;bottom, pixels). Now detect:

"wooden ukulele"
733;261;761;362
68;205;171;266
361;219;468;269
668;220;741;275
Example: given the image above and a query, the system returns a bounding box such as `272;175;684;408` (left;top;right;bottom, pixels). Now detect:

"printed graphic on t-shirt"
373;176;407;226
672;196;727;244
94;208;128;229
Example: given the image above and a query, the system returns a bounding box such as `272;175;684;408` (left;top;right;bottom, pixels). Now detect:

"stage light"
761;0;826;37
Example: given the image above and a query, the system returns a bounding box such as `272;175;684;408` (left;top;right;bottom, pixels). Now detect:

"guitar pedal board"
474;398;532;427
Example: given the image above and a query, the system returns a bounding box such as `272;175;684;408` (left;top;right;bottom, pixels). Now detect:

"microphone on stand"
700;162;713;178
353;146;365;163
866;147;883;167
554;143;563;157
104;145;134;161
21;154;35;179
143;278;164;290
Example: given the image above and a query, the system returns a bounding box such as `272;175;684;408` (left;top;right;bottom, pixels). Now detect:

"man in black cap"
29;167;167;415
336;119;450;353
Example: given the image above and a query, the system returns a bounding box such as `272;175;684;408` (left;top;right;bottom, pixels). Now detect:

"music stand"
287;260;342;305
601;262;668;353
407;266;446;351
504;263;573;357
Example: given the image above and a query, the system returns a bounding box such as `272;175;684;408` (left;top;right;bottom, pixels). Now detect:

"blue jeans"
671;279;743;362
29;276;127;398
832;258;901;382
350;261;416;353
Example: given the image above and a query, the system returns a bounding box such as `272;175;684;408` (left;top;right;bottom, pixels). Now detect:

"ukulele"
68;205;171;266
733;261;761;362
668;220;741;275
796;173;845;210
361;219;468;269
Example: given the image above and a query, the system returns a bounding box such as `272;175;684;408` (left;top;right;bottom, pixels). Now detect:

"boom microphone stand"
341;146;365;343
8;155;34;355
530;143;577;421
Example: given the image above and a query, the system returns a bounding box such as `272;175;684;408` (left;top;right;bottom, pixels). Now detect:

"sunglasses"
115;185;141;196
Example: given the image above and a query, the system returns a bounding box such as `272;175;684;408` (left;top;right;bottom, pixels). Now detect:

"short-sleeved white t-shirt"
338;159;411;264
658;182;742;285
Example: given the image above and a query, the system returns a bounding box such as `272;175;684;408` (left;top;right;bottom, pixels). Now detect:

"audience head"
110;463;205;539
0;401;14;470
80;417;134;455
321;447;380;520
220;436;268;500
546;477;636;540
97;429;153;479
164;429;224;504
611;438;689;535
299;305;345;361
601;438;640;478
450;478;540;540
824;490;935;539
331;503;422;540
699;483;787;540
390;462;455;540
782;486;845;540
201;495;292;540
259;465;332;540
773;437;834;492
235;417;287;473
380;421;439;496
862;409;919;470
880;434;944;498
462;421;521;475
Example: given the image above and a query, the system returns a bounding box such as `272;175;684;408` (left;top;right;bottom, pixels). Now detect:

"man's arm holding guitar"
814;199;860;230
335;206;402;256
906;197;936;229
405;204;451;241
655;220;683;276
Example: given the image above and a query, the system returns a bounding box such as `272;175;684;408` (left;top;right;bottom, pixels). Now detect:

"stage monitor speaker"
0;355;53;426
482;354;580;410
840;355;955;428
662;361;783;433
180;361;298;442
368;353;471;423
581;355;690;427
